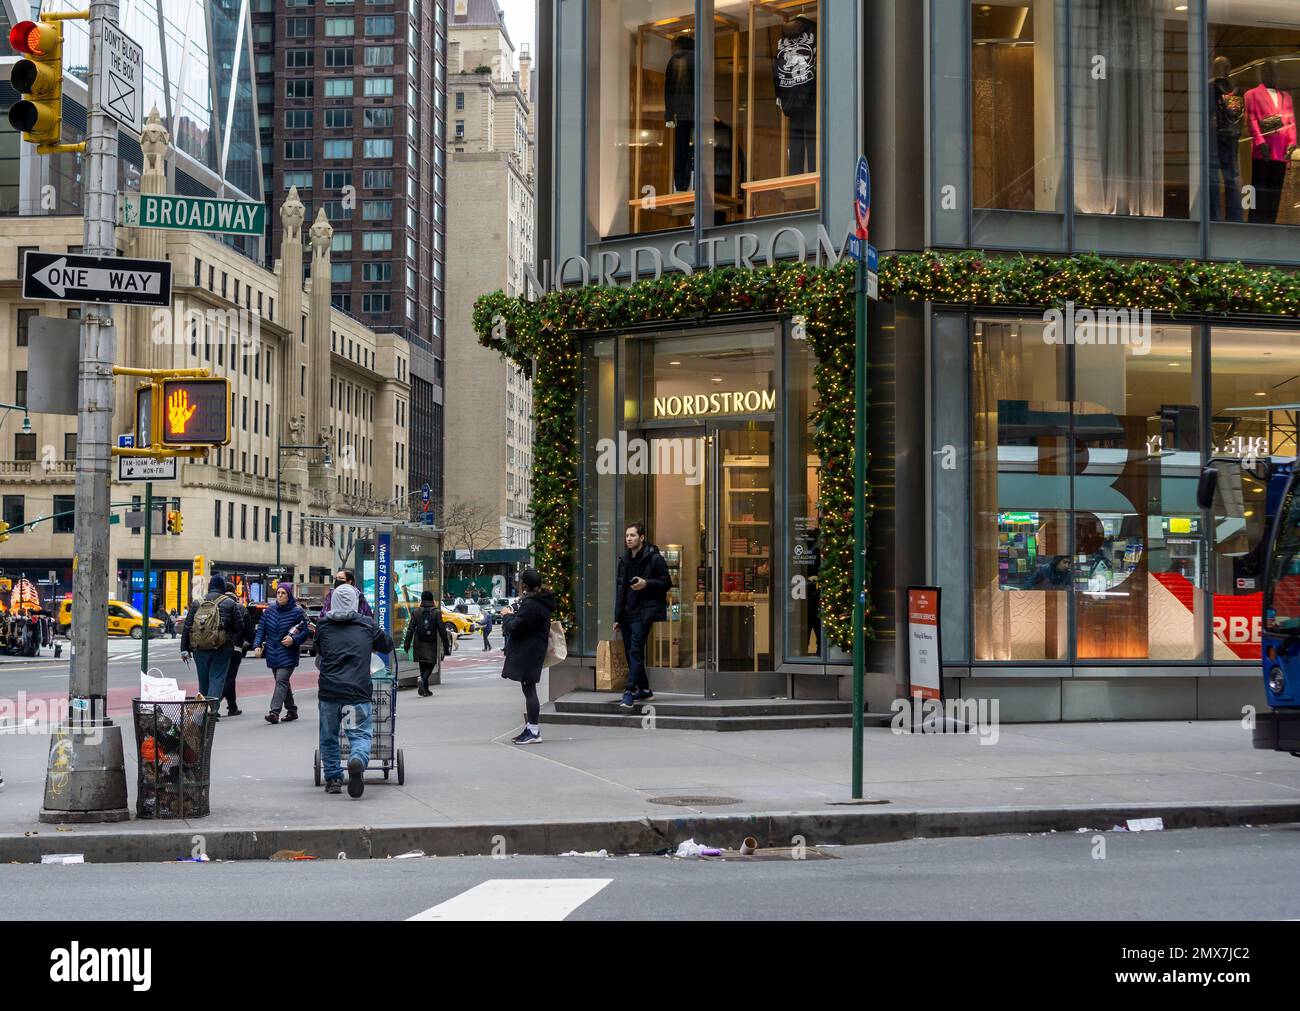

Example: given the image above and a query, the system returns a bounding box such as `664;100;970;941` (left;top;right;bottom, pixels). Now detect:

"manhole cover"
648;795;741;807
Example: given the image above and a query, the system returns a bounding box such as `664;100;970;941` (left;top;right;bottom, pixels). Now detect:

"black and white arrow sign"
22;251;173;306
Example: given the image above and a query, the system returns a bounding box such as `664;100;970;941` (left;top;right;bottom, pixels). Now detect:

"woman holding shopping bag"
500;568;557;746
253;584;312;724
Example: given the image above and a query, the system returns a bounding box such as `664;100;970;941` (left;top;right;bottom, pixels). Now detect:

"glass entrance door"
642;423;775;678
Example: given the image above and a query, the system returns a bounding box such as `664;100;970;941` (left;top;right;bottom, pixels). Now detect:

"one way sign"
22;251;172;307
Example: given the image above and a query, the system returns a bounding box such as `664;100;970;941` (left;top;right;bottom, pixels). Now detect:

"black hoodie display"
772;16;817;118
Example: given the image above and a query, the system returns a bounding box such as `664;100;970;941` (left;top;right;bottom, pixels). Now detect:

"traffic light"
160;378;231;446
166;510;183;535
0;521;9;543
7;19;64;149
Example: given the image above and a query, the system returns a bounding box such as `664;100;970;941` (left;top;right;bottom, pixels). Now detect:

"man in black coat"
180;575;247;718
314;583;394;798
613;522;670;709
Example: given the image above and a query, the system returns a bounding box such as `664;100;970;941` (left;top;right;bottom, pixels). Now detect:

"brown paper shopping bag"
595;638;628;692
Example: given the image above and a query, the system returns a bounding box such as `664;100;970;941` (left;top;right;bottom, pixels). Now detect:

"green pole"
852;245;868;799
141;481;153;673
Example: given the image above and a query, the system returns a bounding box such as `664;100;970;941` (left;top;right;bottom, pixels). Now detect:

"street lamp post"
276;441;331;570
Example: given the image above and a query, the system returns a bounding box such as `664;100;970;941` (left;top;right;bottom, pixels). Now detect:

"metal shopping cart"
313;659;405;786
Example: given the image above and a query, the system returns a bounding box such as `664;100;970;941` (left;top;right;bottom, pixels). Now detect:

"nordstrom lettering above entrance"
524;225;851;301
654;389;777;419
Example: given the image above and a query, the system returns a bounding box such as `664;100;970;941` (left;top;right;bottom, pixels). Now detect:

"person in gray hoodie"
313;583;394;797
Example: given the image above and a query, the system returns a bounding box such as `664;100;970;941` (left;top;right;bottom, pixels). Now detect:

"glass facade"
587;0;823;239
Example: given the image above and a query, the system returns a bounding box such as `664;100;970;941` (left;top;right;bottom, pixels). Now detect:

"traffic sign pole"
42;0;130;824
140;481;152;675
852;155;871;801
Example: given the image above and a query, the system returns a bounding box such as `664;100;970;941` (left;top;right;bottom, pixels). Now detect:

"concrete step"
541;701;895;733
553;691;854;719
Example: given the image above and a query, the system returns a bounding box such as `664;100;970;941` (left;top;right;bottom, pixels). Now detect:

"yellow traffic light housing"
166;510;183;535
0;521;9;543
7;19;65;150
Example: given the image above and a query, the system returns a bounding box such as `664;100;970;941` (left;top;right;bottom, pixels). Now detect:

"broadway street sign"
120;192;266;237
22;251;172;306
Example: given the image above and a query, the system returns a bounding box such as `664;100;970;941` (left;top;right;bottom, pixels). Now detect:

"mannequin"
1244;59;1297;225
1210;55;1244;222
713;116;746;223
771;15;817;176
664;35;696;193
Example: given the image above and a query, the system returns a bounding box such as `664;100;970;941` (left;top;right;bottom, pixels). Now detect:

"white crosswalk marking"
407;879;612;921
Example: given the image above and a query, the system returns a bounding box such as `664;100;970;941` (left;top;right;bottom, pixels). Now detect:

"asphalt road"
2;825;1297;920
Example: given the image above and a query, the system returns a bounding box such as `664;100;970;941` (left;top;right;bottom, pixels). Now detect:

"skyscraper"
252;0;446;511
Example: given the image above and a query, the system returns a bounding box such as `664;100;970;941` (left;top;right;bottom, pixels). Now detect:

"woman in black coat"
402;590;446;698
500;568;556;746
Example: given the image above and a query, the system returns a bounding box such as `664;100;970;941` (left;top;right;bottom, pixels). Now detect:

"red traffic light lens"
9;21;47;57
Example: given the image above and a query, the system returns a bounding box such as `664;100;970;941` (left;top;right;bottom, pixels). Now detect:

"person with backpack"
402;591;445;697
254;584;312;723
499;568;557;746
314;583;394;797
180;575;247;718
221;592;259;717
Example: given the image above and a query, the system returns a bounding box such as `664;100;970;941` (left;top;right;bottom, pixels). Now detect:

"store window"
785;330;821;659
970;1;1063;215
1208;327;1300;661
580;338;619;655
708;1;821;225
1070;0;1198;221
1207;1;1300;226
972;316;1204;662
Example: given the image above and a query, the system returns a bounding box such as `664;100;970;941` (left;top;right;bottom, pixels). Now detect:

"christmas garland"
475;251;1300;651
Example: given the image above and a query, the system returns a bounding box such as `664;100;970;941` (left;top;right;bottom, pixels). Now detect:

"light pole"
276;441;330;569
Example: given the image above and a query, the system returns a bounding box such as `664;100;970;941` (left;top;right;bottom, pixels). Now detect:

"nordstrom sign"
524;224;851;301
653;389;777;419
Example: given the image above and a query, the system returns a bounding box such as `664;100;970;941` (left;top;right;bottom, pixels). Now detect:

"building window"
363;107;393;128
364;45;395;66
325;17;355;37
284;109;314;130
285;79;313;100
53;494;74;534
363;293;391;314
362;199;392;219
363;138;394;159
284;170;312;189
332;262;352;283
64;433;76;459
16;308;36;347
14;433;36;461
334;293;353;311
324;169;353;190
323;139;354;159
286;17;312;38
214;499;222;538
325;108;354;129
363;262;392;282
15;370;26;408
332;232;353;252
455;91;464;111
325;46;354;68
365;15;395;35
325;78;355;98
285;49;314;68
362;231;393;251
3;495;24;533
363;169;393;188
241;504;248;540
363;77;394;97
454;119;464;139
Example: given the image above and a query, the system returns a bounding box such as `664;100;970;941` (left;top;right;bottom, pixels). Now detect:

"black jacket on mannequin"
772;16;817;118
664;36;695;126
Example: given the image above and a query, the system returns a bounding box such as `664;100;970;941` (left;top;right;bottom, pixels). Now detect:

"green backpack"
190;596;229;651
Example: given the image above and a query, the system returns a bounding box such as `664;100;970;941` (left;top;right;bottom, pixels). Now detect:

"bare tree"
441;498;499;555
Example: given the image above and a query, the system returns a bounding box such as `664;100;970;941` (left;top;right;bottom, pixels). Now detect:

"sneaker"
282;709;299;723
513;729;541;745
510;727;529;743
324;780;342;795
634;689;654;702
619;692;635;709
347;756;365;798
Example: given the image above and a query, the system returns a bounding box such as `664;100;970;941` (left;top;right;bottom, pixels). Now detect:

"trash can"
132;698;219;819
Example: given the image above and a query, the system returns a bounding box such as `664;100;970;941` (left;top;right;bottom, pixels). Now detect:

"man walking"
481;607;494;651
180;575;246;719
222;592;259;717
314;583;393;798
613;522;671;709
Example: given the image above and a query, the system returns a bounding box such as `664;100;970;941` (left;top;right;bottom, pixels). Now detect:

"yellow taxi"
58;598;164;639
441;607;475;638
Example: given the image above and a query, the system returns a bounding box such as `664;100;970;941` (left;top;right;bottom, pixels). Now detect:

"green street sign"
120;192;266;237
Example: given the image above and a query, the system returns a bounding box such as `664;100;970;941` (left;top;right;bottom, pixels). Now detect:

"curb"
2;800;1297;864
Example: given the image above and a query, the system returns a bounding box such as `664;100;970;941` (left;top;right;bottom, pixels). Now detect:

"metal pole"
140;482;152;673
41;0;129;822
275;446;282;569
852;245;868;800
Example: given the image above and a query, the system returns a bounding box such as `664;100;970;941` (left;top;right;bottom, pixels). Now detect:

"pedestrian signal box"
161;378;229;445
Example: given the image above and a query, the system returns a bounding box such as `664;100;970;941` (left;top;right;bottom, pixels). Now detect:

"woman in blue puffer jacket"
253;584;312;724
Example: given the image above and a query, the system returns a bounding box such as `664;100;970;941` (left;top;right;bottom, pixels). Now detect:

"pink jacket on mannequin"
1245;83;1297;161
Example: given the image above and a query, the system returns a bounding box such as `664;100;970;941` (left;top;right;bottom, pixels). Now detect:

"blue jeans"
620;618;653;694
194;647;233;704
318;700;372;783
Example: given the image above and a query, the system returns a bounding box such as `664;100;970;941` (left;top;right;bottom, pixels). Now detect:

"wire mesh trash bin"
133;698;219;818
314;674;404;786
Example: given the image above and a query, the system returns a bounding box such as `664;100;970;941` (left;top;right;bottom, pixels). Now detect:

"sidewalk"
2;654;1298;857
